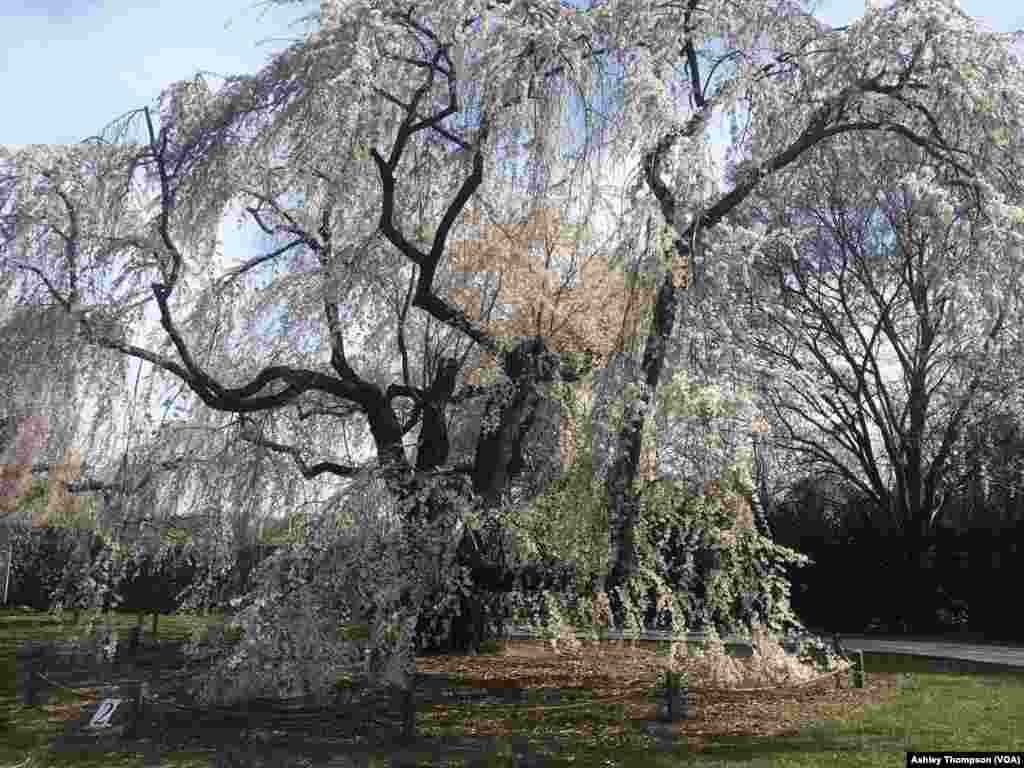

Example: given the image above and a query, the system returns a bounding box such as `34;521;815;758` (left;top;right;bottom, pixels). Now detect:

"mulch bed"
415;640;905;751
36;636;903;764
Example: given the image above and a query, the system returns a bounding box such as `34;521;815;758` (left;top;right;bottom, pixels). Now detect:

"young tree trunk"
598;244;682;624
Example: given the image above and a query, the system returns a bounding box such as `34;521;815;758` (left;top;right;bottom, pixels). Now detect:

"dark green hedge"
2;523;202;613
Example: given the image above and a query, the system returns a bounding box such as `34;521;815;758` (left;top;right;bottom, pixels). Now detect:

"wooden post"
393;680;416;743
94;624;116;665
16;643;51;708
832;632;846;659
852;650;865;688
657;670;687;722
126;624;142;657
72;634;90;668
126;681;148;739
142;738;162;768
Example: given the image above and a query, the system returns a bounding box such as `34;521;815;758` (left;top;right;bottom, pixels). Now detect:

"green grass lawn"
1;607;222;768
673;653;1024;767
3;608;1023;767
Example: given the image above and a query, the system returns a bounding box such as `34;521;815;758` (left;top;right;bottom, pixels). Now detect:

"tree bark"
470;336;563;509
403;338;580;652
599;242;682;623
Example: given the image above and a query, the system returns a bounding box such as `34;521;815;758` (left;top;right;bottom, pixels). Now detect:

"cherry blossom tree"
3;0;1024;714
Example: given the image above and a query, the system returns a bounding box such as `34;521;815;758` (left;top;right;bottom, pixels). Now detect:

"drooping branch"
236;417;369;479
21;457;189;499
593;11;1014;608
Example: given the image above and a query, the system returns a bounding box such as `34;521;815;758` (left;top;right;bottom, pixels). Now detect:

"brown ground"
41;636;905;763
415;638;905;750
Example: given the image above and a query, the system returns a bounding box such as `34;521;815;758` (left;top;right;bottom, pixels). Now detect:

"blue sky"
3;0;1022;481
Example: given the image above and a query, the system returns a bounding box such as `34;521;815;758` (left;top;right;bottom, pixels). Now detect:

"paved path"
505;625;1024;670
836;634;1024;669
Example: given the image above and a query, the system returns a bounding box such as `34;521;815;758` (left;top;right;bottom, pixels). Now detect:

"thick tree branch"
369;44;502;357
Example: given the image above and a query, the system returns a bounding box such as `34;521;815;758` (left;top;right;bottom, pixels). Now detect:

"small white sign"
88;698;123;728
